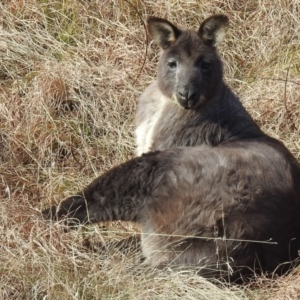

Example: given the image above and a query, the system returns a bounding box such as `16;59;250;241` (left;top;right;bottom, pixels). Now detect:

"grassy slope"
0;0;300;299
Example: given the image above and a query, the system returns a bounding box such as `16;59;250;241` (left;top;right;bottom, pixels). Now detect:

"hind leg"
42;151;172;225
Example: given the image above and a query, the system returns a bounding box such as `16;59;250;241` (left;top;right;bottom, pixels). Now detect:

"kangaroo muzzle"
176;86;200;109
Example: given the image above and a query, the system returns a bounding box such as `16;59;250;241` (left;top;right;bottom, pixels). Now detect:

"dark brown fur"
43;15;300;282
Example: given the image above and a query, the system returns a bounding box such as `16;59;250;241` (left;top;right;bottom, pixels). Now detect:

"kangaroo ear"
198;15;229;46
147;17;181;49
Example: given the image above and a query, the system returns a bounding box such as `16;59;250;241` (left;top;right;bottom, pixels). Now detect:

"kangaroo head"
147;15;229;109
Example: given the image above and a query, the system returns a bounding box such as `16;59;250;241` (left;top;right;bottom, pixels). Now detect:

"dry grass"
1;0;300;299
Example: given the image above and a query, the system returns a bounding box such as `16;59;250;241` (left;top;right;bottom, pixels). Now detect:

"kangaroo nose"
178;90;188;102
177;88;199;109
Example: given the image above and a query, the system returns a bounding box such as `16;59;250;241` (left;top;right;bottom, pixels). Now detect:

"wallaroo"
43;14;300;282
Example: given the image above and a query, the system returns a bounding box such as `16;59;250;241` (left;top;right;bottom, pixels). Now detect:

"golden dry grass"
1;0;300;299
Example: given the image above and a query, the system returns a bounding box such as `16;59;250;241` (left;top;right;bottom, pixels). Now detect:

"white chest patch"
135;92;169;156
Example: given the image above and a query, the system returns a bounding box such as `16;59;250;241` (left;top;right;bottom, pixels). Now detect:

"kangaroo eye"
167;60;177;69
201;61;211;74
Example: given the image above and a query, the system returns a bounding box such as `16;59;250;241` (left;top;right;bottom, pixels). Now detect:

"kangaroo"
43;15;300;282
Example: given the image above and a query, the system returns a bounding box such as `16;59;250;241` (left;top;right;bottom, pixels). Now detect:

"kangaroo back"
43;142;300;282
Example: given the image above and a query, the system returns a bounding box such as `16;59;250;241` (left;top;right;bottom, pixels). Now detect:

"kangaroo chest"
135;93;201;155
135;105;229;156
135;96;168;156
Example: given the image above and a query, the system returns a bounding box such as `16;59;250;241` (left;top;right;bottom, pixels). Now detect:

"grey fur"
135;15;262;155
43;15;300;282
